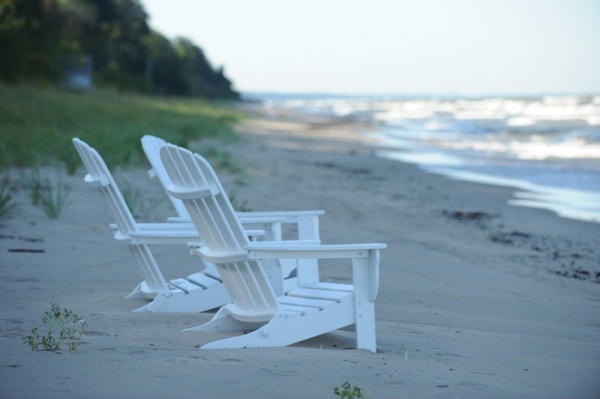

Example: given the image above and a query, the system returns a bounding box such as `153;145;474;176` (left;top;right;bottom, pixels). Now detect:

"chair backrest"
141;135;190;220
160;144;279;318
73;138;169;293
72;138;138;236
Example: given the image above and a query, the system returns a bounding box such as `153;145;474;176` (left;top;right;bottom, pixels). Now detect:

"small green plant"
334;382;367;399
21;170;71;219
0;179;18;222
22;301;86;354
39;181;71;219
22;169;47;206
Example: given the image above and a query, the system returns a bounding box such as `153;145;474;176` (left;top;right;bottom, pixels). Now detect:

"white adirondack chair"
141;134;324;294
160;144;386;352
73;137;230;313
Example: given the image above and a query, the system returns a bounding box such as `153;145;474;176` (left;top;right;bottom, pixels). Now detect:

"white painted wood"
161;144;386;352
73;138;229;313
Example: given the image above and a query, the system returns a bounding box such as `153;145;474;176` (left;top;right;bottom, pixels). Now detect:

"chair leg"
199;300;361;350
353;303;377;352
200;324;272;349
200;312;346;350
184;306;264;333
128;244;169;294
125;280;158;299
352;256;378;352
125;282;145;299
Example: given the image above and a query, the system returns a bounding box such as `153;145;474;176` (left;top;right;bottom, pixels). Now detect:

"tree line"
0;0;239;99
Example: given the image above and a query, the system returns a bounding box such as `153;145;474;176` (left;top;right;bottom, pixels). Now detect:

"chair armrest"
122;228;265;244
110;222;196;231
121;222;266;236
135;222;196;230
241;210;323;241
83;173;108;187
246;239;321;248
246;243;385;301
245;243;385;258
238;216;287;225
238;210;325;223
165;211;324;241
122;229;200;244
165;215;291;225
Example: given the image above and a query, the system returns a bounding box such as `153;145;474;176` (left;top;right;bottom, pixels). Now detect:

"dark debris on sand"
489;231;599;283
443;209;600;284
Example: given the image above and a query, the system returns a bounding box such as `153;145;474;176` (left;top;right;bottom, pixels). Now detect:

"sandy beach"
1;106;599;398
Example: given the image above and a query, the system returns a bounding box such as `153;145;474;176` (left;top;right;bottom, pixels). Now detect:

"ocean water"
255;94;600;223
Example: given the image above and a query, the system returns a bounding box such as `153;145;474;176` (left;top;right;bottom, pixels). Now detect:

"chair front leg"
351;250;380;352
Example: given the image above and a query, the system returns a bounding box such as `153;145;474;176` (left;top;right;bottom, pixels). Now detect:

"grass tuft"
39;181;71;219
21;169;71;219
0;179;18;222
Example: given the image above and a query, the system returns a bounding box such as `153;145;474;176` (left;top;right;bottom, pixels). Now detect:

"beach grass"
0;83;243;173
0;179;18;223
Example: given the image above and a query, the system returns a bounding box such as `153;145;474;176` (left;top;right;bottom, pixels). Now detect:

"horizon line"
241;90;600;100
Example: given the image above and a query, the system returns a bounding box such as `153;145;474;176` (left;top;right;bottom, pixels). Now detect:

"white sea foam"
260;94;600;223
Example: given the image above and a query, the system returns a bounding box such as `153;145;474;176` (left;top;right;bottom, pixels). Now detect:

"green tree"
174;38;238;99
0;0;239;99
0;0;63;80
143;30;186;95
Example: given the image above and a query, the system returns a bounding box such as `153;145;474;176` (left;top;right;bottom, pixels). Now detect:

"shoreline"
256;97;600;225
1;108;599;398
377;151;600;225
234;107;600;282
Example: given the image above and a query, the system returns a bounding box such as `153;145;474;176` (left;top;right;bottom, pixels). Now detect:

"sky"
141;0;600;96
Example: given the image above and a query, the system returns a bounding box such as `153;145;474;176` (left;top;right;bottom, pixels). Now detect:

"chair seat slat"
306;282;354;293
286;288;350;303
187;272;222;287
169;278;204;293
278;296;336;310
